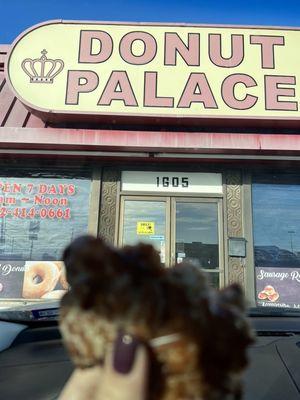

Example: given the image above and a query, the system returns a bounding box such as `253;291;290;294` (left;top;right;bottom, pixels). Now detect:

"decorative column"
226;171;244;286
98;168;120;244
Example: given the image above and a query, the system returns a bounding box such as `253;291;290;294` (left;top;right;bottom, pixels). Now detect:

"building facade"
1;22;300;309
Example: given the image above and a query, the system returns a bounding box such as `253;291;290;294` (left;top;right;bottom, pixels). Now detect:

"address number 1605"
156;176;189;188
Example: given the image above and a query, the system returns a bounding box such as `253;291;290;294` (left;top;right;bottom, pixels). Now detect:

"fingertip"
113;332;141;374
132;343;149;373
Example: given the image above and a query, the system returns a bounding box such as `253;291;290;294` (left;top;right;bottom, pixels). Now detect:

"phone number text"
0;207;71;219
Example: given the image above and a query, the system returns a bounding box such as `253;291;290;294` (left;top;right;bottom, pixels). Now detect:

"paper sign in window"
136;221;155;235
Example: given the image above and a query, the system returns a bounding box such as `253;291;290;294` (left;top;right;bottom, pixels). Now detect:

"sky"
253;184;300;253
2;0;300;44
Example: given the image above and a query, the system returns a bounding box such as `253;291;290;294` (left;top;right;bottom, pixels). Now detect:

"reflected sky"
123;201;166;254
176;203;218;244
122;200;219;265
252;183;300;253
0;177;91;260
123;201;219;245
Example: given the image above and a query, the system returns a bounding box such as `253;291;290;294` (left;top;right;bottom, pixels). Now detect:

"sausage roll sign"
6;20;300;126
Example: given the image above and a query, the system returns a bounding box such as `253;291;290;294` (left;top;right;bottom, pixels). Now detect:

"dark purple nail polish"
113;332;139;374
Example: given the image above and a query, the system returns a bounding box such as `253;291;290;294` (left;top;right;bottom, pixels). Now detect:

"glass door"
119;196;224;286
171;198;224;287
119;196;170;266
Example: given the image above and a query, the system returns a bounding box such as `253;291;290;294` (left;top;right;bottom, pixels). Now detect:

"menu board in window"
0;176;91;300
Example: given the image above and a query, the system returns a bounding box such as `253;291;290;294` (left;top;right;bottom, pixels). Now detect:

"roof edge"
0;45;10;71
0;126;300;155
0;44;11;52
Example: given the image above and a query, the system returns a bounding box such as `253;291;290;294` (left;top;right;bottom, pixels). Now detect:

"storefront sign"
137;221;155;235
0;180;75;220
0;260;67;299
121;171;222;193
0;175;90;302
149;235;165;240
0;261;25;298
256;267;300;309
7;21;300;125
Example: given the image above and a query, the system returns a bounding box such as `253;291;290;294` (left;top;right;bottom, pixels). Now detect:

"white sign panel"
121;172;222;194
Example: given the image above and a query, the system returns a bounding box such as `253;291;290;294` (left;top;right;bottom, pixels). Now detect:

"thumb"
99;332;148;400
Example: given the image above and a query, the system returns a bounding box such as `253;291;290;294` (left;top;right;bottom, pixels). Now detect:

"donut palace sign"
6;20;300;125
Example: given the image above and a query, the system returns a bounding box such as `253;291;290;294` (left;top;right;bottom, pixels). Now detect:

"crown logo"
21;50;64;84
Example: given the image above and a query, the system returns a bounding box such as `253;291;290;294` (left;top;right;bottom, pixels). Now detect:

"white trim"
121;171;223;194
154;153;300;160
0;149;149;157
0;149;300;161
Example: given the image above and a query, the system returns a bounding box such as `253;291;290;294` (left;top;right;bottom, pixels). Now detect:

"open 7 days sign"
6;20;300;125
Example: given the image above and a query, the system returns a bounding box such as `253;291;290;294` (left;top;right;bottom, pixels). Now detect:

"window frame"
0;164;99;303
245;171;300;308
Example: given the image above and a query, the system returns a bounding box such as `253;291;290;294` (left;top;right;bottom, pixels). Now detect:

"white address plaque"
121;171;222;194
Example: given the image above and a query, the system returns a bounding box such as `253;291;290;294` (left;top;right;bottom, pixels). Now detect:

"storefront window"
122;200;167;264
252;174;300;310
0;172;92;302
175;201;220;287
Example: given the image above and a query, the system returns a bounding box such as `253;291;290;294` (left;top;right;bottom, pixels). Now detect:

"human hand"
59;332;148;400
98;333;148;400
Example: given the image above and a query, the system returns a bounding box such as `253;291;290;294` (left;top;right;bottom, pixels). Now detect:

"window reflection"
122;200;166;263
253;182;300;268
176;202;219;270
253;176;300;310
0;176;91;261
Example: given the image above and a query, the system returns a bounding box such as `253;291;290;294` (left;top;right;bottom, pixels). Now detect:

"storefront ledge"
0;127;300;155
0;45;9;70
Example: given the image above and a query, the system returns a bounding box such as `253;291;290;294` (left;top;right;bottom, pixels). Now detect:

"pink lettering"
144;72;174;107
164;33;200;66
79;30;113;63
177;73;218;109
66;70;99;105
98;71;138;106
209;34;244;67
119;31;157;65
222;74;258;110
265;75;297;111
250;36;284;69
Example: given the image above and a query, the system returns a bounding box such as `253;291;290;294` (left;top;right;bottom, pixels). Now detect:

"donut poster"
256;267;300;309
0;261;25;299
0;260;68;299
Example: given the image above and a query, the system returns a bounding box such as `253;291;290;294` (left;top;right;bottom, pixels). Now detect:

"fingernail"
113;332;139;374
